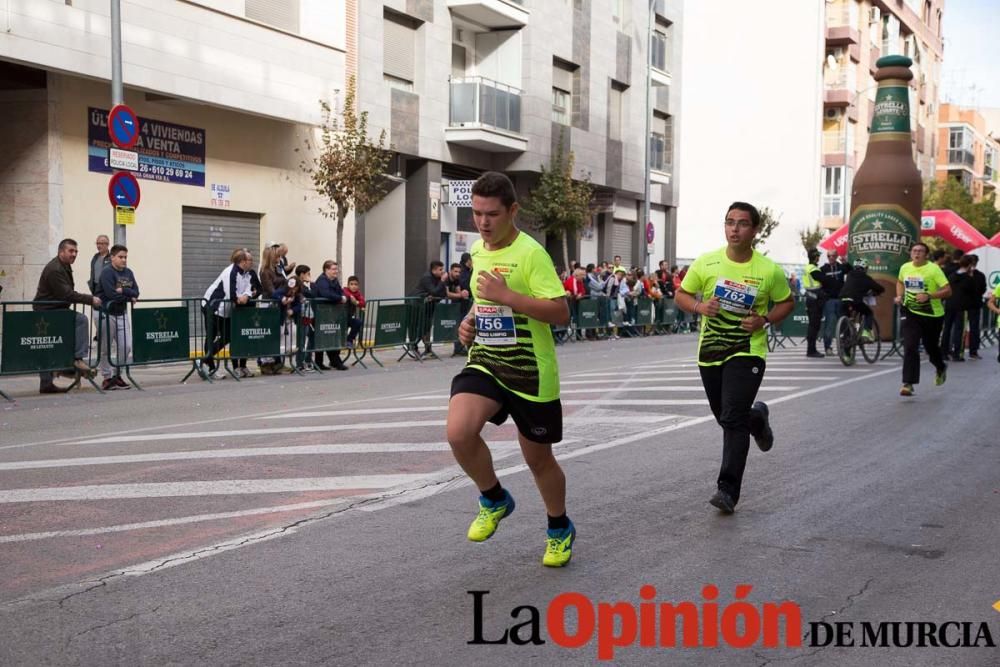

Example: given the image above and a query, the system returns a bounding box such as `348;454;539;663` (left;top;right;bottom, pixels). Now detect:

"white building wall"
678;0;823;265
0;0;345;124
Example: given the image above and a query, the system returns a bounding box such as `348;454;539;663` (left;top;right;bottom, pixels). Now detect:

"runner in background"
895;242;951;397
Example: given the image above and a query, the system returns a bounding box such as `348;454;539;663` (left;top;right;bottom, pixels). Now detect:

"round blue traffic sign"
108;104;139;149
108;171;141;209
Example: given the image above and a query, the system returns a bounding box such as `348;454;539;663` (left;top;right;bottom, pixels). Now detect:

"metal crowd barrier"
0;300;103;400
98;298;208;389
201;298;282;381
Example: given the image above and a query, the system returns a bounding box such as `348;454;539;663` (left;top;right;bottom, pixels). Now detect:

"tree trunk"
562;233;570;277
336;206;347;270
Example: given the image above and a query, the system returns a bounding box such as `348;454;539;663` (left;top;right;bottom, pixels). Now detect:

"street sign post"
108;104;139;149
108;171;141;209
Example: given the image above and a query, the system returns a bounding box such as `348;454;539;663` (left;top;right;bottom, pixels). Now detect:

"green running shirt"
680;247;792;366
993;284;1000;329
466;232;567;402
897;261;948;317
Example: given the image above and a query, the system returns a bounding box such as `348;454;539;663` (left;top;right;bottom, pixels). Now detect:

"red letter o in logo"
547;592;595;648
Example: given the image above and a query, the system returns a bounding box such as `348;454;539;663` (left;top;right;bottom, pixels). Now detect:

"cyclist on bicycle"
839;259;885;341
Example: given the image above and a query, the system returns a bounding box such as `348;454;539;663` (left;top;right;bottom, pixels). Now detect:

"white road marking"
0;475;430;503
262;407;444;420
560;376;836;385
0;442;519;472
403;386;798;399
563;399;708;406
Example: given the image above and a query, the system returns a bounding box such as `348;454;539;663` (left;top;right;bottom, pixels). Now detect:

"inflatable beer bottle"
847;55;921;337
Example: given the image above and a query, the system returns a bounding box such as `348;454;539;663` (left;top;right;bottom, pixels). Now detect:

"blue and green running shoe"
542;521;576;567
467;491;515;542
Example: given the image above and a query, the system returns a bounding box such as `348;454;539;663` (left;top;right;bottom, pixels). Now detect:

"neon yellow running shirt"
897;261;948;317
680;247;792;366
467;232;567;402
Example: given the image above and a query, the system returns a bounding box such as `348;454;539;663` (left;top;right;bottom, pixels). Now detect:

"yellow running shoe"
542;521;576;567
467;492;515;542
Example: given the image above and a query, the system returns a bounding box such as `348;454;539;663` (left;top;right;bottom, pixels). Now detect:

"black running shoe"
709;489;736;514
750;401;774;452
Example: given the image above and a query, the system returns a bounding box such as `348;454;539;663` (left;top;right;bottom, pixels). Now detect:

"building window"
650;113;672;172
552;59;575;125
384;11;419;88
948;127;974;166
608;83;626;140
822;166;848;217
245;0;300;33
651;23;671;73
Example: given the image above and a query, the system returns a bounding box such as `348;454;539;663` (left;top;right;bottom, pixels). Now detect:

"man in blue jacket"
312;260;349;370
96;244;139;390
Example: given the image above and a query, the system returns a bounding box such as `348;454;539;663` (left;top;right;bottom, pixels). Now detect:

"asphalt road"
1;334;998;665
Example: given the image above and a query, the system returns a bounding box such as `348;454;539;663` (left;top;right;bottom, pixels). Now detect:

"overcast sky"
940;0;1000;109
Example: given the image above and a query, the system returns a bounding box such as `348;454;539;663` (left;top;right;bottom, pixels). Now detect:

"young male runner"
447;171;575;567
674;202;795;514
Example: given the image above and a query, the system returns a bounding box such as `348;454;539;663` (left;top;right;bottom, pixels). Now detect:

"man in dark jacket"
312;259;349;370
820;250;849;353
966;254;988;359
95;244;139;390
33;239;102;393
409;260;446;356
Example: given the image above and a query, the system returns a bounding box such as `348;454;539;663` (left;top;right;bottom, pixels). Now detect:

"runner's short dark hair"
471;171;517;209
726;201;761;228
109;244;128;256
58;238;78;251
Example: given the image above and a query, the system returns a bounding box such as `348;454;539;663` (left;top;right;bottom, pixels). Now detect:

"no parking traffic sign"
108;171;141;209
108;104;139;149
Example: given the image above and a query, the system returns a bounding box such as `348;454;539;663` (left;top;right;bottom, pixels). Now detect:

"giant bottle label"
870;82;911;138
849;204;919;279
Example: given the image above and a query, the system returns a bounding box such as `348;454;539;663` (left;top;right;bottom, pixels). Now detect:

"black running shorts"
450;367;563;444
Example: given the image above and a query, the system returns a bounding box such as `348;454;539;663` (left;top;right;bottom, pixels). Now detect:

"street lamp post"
842;84;880;225
642;0;655;273
110;0;126;246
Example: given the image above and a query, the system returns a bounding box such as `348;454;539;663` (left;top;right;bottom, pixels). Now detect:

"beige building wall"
935;103;1000;203
821;0;944;230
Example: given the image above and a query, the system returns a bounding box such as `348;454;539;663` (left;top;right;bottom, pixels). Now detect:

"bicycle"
835;296;881;366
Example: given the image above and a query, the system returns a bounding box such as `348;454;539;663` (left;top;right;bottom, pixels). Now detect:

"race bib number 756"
475;304;517;346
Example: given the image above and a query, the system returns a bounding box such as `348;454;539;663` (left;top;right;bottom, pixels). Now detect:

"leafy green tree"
300;76;391;268
799;224;825;253
922;178;1000;243
520;134;593;273
751;207;781;255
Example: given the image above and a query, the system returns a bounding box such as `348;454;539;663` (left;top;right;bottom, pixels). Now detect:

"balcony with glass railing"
445;76;527;153
946;149;975;168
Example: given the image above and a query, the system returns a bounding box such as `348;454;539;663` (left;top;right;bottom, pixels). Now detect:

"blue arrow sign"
108;104;139;149
108;171;141;209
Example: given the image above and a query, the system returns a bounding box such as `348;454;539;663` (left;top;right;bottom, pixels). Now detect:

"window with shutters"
552;59;575;125
384;11;419;88
651;20;671;73
245;0;300;33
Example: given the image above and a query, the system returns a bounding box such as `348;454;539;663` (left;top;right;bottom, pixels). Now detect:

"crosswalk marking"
0;475;432;503
0;442;521;472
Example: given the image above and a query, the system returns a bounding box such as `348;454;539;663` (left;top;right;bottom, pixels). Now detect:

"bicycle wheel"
836;316;856;366
859;317;881;364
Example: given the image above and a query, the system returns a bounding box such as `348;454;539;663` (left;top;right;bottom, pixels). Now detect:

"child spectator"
344;275;366;349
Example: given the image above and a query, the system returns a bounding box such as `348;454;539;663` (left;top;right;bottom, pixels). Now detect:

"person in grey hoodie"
95;244;139;390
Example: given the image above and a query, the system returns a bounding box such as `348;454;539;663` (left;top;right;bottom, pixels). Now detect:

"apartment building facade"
0;0;347;301
935;103;1000;202
352;0;682;298
820;0;944;230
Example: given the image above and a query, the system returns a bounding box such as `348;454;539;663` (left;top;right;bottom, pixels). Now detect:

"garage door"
182;207;261;299
612;220;634;268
